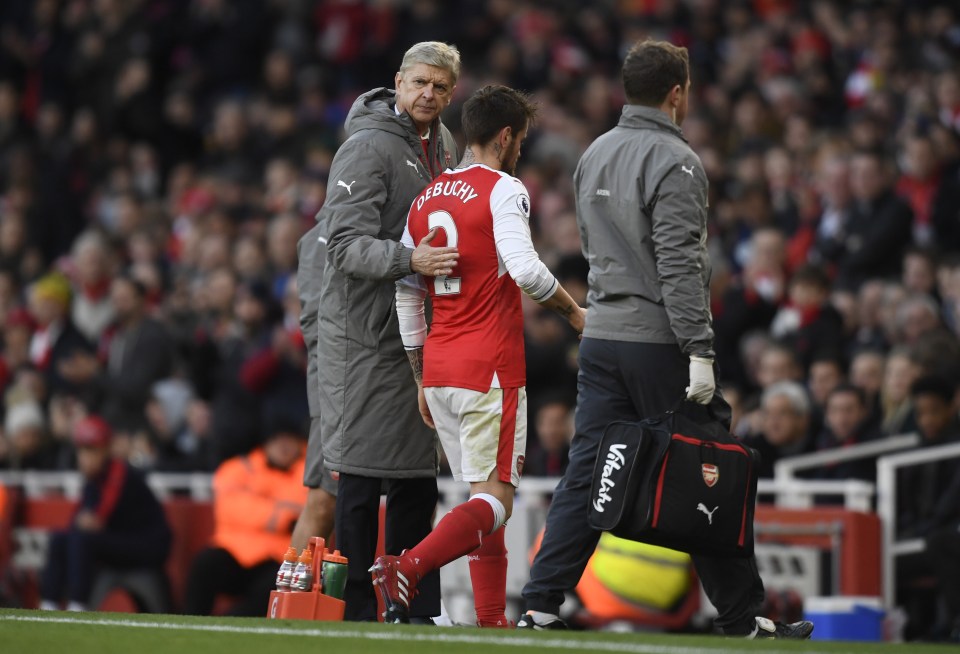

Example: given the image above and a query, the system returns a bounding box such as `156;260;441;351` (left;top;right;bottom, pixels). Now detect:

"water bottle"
275;546;298;592
291;548;314;592
321;550;348;599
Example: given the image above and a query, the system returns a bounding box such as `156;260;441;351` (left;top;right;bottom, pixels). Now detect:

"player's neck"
456;146;502;172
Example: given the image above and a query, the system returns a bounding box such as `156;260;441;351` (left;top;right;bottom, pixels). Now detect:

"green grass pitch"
1;609;956;654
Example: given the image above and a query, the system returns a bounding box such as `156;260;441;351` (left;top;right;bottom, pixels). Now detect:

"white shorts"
424;386;527;487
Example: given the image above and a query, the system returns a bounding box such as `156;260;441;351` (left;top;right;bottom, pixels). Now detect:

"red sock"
469;525;508;627
404;498;496;579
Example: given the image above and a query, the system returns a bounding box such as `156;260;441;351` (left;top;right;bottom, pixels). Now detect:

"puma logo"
405;159;419;172
681;165;695;177
697;503;718;525
337;180;356;195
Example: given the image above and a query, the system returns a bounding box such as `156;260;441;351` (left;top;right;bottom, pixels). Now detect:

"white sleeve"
396;215;428;348
400;221;415;249
491;177;558;302
396;273;427;349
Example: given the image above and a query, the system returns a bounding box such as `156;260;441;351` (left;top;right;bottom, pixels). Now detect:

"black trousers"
40;527;168;605
522;338;765;634
336;473;440;620
929;526;960;628
182;547;278;616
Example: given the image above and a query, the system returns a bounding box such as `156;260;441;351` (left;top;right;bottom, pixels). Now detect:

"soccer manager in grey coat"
518;40;813;640
308;42;461;622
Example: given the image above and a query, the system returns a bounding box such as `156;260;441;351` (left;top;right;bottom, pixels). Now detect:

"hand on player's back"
411;227;459;277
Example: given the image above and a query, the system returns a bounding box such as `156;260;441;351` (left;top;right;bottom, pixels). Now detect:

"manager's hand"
686;356;715;404
411;227;459;277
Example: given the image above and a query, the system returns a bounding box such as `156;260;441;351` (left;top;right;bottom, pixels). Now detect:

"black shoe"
516;612;568;630
749;616;814;640
408;617;435;626
383;606;410;624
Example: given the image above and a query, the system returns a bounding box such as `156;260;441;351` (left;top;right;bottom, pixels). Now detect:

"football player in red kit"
371;85;586;626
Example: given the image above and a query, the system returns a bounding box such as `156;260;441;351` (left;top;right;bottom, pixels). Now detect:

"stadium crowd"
1;0;960;637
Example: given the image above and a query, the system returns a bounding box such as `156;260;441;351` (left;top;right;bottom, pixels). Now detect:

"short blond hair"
399;41;461;84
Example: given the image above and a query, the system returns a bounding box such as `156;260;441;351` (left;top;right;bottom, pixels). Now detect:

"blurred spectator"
27;273;94;400
896;375;960;640
756;342;804;390
714;228;784;388
0;397;55;470
1;308;35;386
849;349;886;430
881;347;921;437
897;376;960;539
902;247;939;299
38;416;172;611
769;264;844;371
208;280;275;463
808;152;852;271
68;231;115;343
238;278;308;433
939;254;960;337
69;275;176;436
896;134;943;247
835;149;913;289
808;354;846;412
850;280;889;354
742;381;814;479
813;384;879;482
807;352;846;436
525;395;574;477
182;418;306;617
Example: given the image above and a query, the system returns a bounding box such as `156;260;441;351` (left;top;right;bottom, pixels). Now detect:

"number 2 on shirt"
428;210;461;295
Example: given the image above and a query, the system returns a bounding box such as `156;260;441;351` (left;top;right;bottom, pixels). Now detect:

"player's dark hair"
622;39;689;106
461;85;537;148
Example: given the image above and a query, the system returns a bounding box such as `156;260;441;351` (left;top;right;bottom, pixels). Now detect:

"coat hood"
345;87;425;147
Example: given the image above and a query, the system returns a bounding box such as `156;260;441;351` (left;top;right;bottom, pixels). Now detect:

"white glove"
686;356;715;404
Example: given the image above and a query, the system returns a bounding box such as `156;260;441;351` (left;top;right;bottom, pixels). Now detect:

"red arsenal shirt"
402;164;544;392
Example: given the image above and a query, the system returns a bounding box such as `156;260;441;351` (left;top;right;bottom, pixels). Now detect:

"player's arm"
396;224;435;428
492;179;586;333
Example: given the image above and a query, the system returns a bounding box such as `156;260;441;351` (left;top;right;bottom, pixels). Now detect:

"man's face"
77;445;109;478
914;394;953;442
264;433;303;470
111;280;142;323
809;362;843;406
535;402;573;453
501;124;528;177
762;395;807;447
851;354;885;397
394;64;455;133
825;392;865;442
850;155;886;202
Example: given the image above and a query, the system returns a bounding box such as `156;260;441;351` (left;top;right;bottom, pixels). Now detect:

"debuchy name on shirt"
415;179;480;211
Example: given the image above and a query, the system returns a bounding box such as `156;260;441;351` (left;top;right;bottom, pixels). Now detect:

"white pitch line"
0;614;847;654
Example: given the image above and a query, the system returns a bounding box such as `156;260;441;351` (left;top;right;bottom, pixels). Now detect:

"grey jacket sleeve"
325;139;413;280
573;161;590;259
649;159;715;358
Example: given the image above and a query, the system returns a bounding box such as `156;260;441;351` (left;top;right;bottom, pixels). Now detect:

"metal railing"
773;432;919;484
876;441;960;608
0;470;880;511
